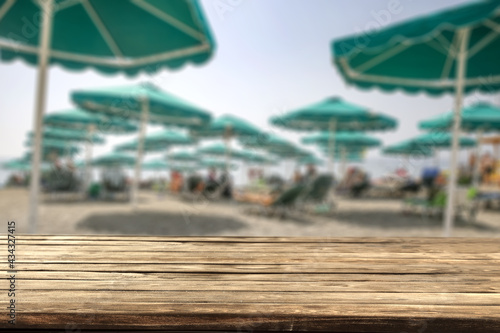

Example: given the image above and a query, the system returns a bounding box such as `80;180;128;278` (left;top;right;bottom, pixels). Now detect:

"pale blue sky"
1;0;498;165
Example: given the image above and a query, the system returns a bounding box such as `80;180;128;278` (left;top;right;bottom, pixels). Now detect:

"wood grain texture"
1;236;499;332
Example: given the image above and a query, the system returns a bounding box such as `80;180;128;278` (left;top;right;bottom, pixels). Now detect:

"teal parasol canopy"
302;131;382;147
92;152;135;167
270;97;397;131
0;0;216;76
191;114;262;138
167;150;199;162
72;83;212;128
383;141;434;157
29;127;105;144
332;1;500;95
44;109;138;134
419;102;500;132
200;158;238;170
410;133;476;149
142;159;169;171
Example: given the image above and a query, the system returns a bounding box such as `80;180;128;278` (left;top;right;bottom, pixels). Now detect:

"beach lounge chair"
101;173;130;201
244;184;306;219
299;174;335;214
42;167;84;201
402;187;479;222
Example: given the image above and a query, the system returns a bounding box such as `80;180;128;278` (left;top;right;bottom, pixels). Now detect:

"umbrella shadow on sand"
332;210;499;232
77;211;247;236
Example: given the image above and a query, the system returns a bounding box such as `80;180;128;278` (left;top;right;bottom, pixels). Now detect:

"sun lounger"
101;177;130;201
42;168;84;201
244;184;306;218
402;187;478;222
298;174;335;214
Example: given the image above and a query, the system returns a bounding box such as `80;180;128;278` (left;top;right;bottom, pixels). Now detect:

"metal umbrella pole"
132;97;150;208
328;120;337;175
28;0;54;234
473;129;483;187
443;28;470;237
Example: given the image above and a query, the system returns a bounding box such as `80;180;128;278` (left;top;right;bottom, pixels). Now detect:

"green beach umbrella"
115;141;167;153
271;97;397;132
72;83;212;207
116;130;195;153
25;139;81;157
420;101;500;185
308;132;381;176
72;83;212;127
383;141;434;171
238;150;270;164
332;0;500;236
191;115;262;171
320;146;367;175
383;141;434;158
239;133;297;153
200;158;238;170
0;1;215;74
270;97;397;172
268;146;313;159
419;102;500;132
44;108;138;194
170;164;198;173
2;159;30;172
298;156;324;166
0;0;215;232
44;109;138;134
410;133;476;149
142;159;169;171
302;131;382;148
191;114;262;138
92;152;135;167
168;151;199;162
144;130;196;145
1;158;50;172
198;143;246;160
44;109;137;188
29;127;105;144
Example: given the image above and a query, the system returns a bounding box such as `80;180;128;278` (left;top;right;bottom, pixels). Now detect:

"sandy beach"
1;188;499;237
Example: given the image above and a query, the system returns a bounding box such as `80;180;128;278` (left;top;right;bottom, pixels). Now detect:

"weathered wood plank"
0;236;498;332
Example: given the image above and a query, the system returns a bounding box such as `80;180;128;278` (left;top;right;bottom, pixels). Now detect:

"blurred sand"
1;188;499;237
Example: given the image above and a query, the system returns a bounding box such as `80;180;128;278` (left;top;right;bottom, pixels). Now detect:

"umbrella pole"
328;120;337;175
341;146;347;178
84;124;96;194
434;149;440;167
132;98;149;208
473;129;483;187
225;135;232;173
28;0;54;234
444;28;470;238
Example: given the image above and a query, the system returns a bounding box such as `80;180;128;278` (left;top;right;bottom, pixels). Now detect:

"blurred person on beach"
170;169;183;193
351;168;370;197
219;169;233;199
481;152;495;182
397;167;420;194
293;169;303;184
203;167;218;194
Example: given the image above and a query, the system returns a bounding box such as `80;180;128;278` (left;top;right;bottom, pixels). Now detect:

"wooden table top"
2;236;500;332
